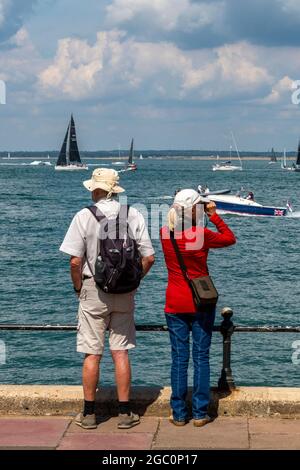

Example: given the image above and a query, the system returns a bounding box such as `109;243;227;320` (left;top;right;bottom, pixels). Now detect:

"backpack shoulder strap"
115;205;130;239
86;206;107;223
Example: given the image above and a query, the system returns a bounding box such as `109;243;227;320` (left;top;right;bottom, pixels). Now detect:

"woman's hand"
205;201;217;217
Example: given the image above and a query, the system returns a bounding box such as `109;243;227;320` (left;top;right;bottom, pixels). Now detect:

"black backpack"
86;205;143;294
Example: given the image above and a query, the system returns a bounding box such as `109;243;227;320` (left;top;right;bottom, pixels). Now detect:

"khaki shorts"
77;277;136;355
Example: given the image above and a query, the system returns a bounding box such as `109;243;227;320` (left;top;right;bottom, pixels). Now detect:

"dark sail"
69;115;82;163
56;125;69;166
296;140;300;166
270;148;277;162
128;138;134;164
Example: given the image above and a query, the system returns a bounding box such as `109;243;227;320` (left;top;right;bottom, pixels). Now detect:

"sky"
1;0;300;151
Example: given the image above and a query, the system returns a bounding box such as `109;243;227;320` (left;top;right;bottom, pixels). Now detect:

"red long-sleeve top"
160;213;236;313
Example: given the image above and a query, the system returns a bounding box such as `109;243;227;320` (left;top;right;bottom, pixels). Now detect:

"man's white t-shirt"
60;198;155;277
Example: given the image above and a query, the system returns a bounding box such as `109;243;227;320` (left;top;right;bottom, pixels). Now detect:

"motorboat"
208;192;291;217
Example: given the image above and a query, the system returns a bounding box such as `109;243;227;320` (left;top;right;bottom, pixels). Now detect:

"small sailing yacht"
281;141;300;172
293;140;300;172
212;133;243;171
126;138;137;171
55;115;88;171
269;148;277;164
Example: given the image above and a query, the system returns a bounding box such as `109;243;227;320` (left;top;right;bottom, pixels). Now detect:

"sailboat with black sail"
55;115;88;171
269;147;277;164
126;138;137;171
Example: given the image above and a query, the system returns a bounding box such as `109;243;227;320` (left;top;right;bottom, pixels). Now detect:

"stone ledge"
0;386;300;417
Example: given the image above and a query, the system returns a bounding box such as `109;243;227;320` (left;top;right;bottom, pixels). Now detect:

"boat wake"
287;211;300;218
147;195;173;200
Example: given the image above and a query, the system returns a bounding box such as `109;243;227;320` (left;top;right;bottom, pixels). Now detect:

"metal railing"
0;307;299;391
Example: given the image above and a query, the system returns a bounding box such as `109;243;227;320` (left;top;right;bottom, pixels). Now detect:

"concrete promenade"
1;386;300;417
0;415;299;450
0;386;299;450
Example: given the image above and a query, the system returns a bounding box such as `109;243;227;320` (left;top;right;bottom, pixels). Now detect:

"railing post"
218;307;236;391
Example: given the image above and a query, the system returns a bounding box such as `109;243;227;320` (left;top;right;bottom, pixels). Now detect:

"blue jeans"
165;307;216;421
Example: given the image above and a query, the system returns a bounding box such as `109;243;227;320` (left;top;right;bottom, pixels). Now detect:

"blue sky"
1;0;300;151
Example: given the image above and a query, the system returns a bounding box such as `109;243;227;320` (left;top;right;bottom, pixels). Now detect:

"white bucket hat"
174;189;210;208
83;168;125;196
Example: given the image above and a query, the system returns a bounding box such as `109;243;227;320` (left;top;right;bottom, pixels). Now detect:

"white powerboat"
30;160;52;166
208;192;291;217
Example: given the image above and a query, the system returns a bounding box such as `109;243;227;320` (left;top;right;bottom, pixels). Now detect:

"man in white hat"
60;168;155;429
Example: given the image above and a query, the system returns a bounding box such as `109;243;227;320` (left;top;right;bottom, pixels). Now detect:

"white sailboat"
212;133;243;171
55;115;88;171
281;142;300;172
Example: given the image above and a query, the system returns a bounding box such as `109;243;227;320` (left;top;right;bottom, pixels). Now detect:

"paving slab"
248;417;300;434
153;417;249;450
0;417;71;450
57;433;154;450
250;433;300;450
68;417;160;434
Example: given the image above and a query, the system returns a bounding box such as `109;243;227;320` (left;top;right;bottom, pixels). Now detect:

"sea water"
0;158;299;386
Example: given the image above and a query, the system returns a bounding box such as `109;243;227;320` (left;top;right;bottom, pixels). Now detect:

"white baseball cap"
174;189;210;208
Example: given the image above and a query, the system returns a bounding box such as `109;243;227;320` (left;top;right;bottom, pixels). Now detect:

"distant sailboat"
212;133;243;171
281;140;300;172
293;140;300;172
269;147;277;164
126;138;137;171
3;152;11;160
118;139;137;172
55;115;88;171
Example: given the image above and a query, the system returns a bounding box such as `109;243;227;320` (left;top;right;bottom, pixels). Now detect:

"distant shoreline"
83;156;294;161
0;155;295;161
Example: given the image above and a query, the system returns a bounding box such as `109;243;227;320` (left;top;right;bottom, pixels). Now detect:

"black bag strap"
86;205;130;227
170;230;191;284
86;205;106;223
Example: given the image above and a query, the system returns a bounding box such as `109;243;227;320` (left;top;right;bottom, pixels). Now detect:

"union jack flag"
274;209;284;216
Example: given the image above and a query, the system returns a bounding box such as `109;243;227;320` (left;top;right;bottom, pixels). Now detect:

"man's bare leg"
111;350;131;401
82;354;101;401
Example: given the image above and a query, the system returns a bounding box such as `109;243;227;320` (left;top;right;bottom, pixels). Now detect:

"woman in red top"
160;189;236;426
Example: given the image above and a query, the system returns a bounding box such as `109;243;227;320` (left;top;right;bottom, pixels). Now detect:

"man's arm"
70;256;83;294
141;255;155;278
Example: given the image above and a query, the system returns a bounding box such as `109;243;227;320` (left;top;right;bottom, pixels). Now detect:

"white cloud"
0;27;44;83
106;0;223;32
0;0;38;42
280;0;300;17
38;31;273;104
0;0;11;28
260;75;294;104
